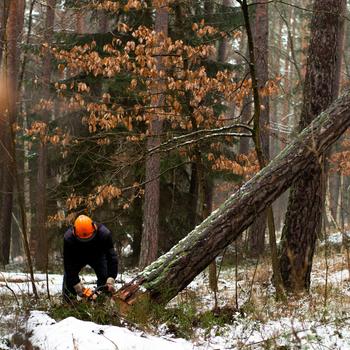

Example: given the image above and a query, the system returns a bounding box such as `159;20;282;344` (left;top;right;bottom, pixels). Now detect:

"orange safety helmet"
73;215;96;241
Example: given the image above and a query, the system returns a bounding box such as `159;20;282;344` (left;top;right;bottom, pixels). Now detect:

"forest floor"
1;232;350;349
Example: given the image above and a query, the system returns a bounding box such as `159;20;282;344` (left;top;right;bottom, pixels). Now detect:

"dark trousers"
62;255;109;302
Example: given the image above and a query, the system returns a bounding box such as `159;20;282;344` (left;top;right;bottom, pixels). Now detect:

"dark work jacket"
63;223;118;288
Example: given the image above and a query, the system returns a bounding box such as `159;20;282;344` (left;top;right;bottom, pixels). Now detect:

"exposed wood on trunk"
116;90;350;305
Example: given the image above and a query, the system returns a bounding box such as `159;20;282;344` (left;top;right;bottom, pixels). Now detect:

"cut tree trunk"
116;90;350;305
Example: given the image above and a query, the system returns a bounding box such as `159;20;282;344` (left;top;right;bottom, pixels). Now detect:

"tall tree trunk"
98;9;108;33
207;0;231;294
327;0;346;225
239;95;251;156
0;0;9;68
139;1;168;268
189;162;199;228
240;0;284;297
341;175;350;227
19;0;35;258
34;0;56;271
279;0;345;292
117;91;350;305
281;5;292;147
0;0;9;197
269;9;285;233
218;0;231;63
328;173;341;225
75;11;84;34
204;0;214;16
239;43;251;156
0;0;24;265
247;0;269;257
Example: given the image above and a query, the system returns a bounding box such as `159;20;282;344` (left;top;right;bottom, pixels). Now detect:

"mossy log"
116;91;350;306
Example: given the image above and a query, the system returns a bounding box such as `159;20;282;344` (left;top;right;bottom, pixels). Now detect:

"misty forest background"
1;0;350;300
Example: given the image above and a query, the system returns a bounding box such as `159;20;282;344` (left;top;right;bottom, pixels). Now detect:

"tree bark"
281;4;292;147
247;0;269;257
279;0;345;292
240;0;284;298
0;0;9;68
19;0;35;257
327;0;346;226
98;9;108;33
238;32;251;156
217;0;231;63
139;1;168;268
117;90;350;305
207;0;232;294
34;0;56;271
0;0;24;265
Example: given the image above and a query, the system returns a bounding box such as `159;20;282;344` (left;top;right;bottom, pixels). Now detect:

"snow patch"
27;311;192;350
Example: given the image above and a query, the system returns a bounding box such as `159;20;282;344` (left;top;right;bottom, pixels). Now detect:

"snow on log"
116;91;350;305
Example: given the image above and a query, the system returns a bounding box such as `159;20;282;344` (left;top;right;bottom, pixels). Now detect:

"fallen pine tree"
116;91;350;307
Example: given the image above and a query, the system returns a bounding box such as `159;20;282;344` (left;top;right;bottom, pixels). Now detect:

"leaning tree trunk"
139;1;168;268
116;90;350;306
278;0;345;292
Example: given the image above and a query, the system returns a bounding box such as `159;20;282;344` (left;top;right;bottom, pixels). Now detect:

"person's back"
62;215;118;302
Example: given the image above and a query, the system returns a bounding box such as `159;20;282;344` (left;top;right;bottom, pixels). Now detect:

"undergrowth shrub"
49;290;238;339
50;296;122;327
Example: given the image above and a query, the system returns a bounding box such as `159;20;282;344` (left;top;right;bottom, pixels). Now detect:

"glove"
73;282;83;296
106;277;116;293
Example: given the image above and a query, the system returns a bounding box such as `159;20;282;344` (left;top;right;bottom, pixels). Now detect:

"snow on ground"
196;316;350;349
27;311;192;350
25;308;350;350
0;270;134;296
0;272;64;296
1;246;350;349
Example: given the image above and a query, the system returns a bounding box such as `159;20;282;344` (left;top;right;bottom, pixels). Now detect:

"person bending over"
62;214;118;301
